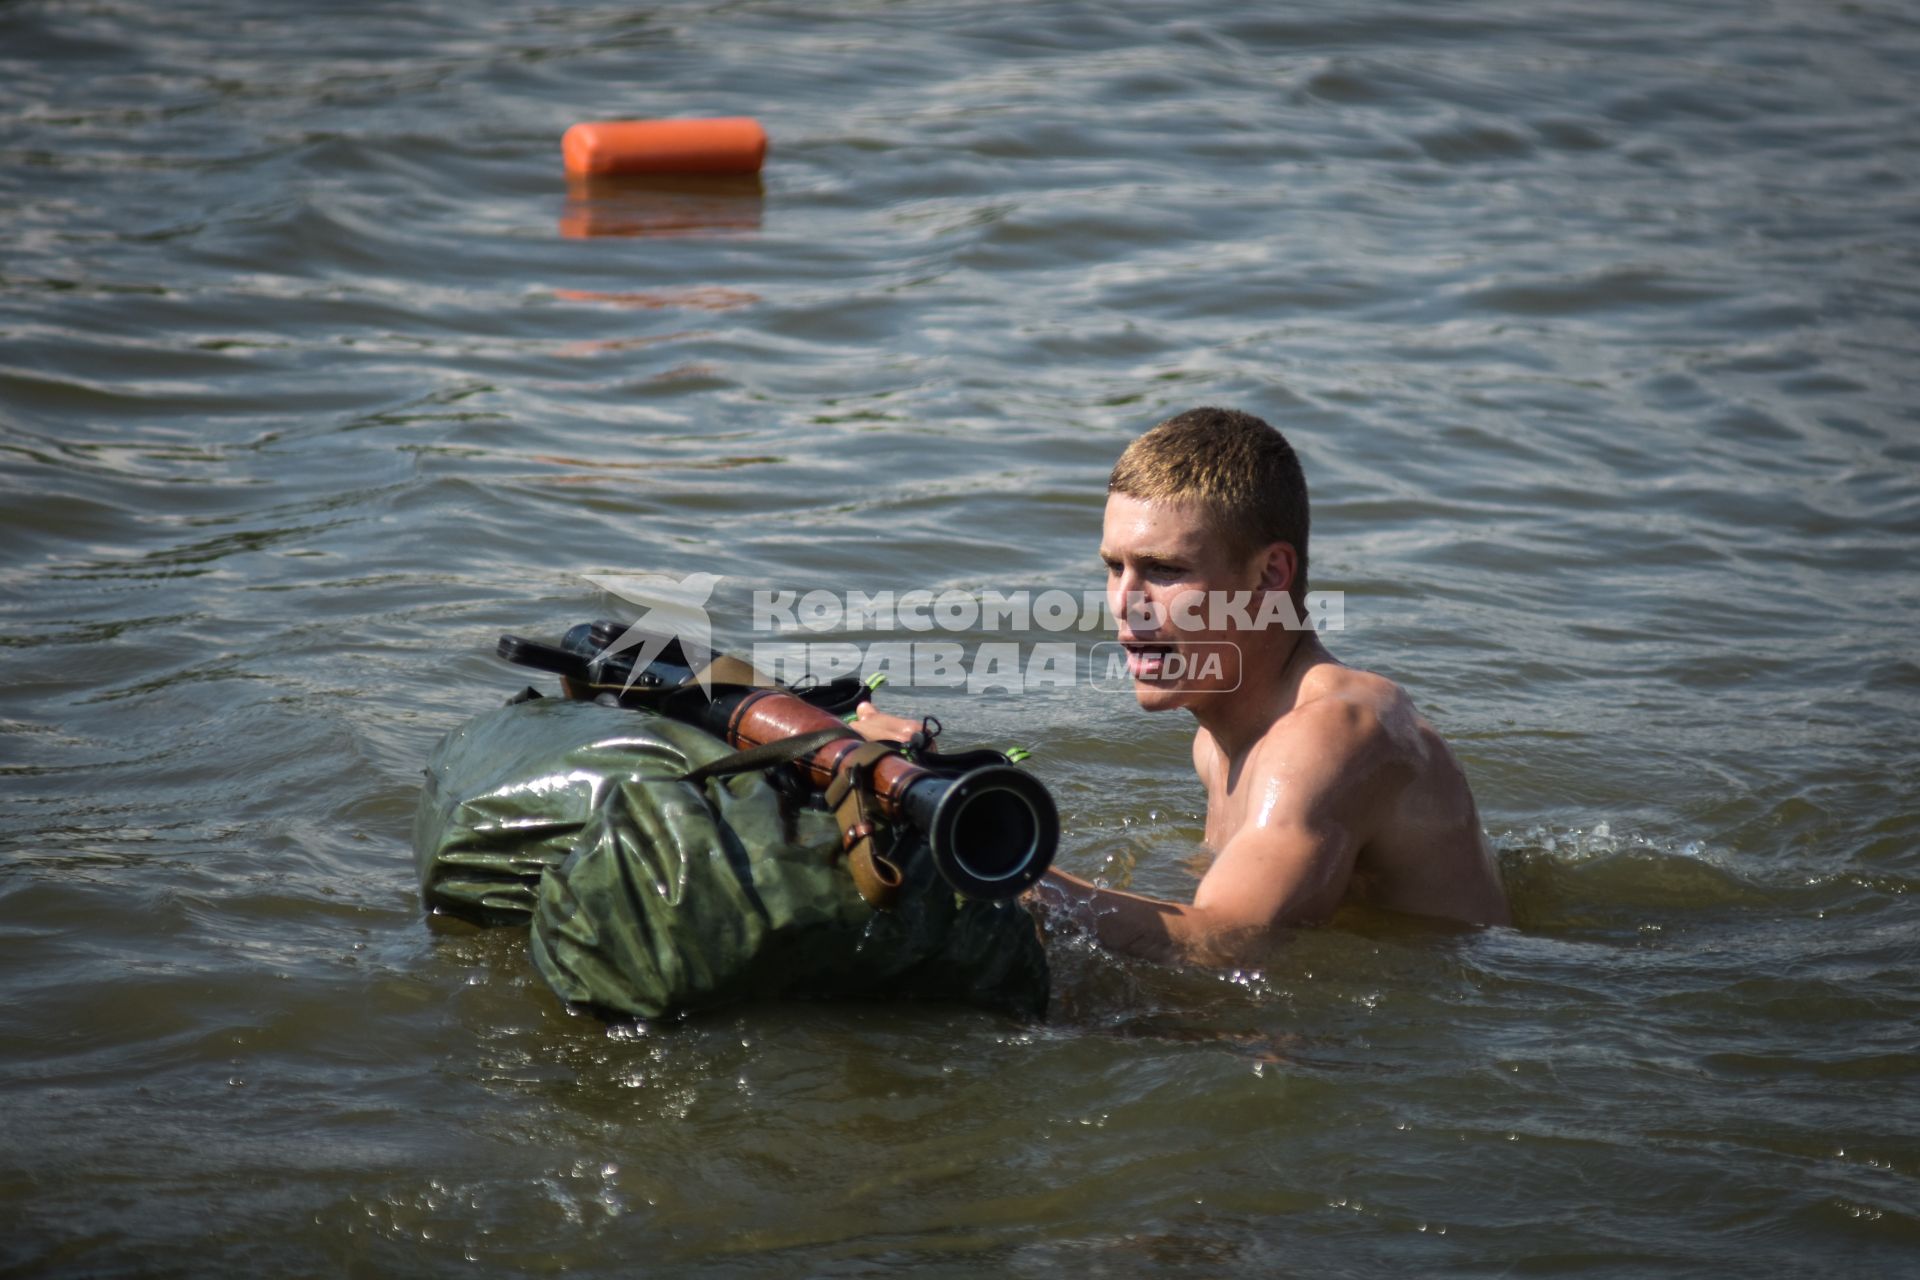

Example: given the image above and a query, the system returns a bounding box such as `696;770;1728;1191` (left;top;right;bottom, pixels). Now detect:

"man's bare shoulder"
1193;655;1432;809
1298;657;1411;714
1191;649;1507;928
1274;660;1424;764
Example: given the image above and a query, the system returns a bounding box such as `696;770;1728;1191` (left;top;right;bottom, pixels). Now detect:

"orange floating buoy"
561;117;767;178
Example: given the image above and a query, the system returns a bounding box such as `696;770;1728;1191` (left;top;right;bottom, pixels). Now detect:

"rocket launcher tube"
496;627;1056;901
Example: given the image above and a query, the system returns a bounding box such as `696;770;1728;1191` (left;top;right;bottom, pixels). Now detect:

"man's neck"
1190;631;1324;762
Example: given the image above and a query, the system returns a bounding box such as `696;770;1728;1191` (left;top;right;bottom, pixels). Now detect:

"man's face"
1100;493;1265;712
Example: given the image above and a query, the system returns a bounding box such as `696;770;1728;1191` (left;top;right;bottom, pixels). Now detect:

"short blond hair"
1109;406;1309;601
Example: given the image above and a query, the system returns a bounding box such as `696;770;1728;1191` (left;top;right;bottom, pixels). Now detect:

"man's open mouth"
1121;640;1178;680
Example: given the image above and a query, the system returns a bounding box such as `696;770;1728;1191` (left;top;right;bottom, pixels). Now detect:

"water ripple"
3;0;1918;1273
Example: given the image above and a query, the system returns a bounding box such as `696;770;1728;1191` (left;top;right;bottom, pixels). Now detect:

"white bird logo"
581;572;723;695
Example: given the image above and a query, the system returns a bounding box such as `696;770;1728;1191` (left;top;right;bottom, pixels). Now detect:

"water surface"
3;0;1918;1273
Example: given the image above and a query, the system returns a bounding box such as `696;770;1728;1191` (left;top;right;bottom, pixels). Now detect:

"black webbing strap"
677;727;857;785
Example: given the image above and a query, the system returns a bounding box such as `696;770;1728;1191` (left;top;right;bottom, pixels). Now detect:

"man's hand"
847;700;933;747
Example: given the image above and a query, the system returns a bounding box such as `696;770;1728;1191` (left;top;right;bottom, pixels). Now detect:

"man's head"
1101;407;1311;711
1108;406;1310;605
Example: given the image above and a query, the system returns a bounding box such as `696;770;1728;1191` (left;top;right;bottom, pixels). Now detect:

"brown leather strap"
824;741;897;807
825;741;904;909
847;843;904;909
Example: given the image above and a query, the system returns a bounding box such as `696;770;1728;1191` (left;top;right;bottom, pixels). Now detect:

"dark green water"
3;0;1917;1274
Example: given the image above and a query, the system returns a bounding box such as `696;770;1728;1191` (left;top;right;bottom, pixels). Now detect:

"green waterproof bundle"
413;698;1048;1020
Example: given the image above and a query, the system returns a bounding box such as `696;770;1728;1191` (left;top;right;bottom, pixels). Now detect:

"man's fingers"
847;701;929;744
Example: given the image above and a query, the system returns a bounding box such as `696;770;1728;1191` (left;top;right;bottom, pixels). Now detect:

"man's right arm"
1033;698;1398;966
1031;867;1278;968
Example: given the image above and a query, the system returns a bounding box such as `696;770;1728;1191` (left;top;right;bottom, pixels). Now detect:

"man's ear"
1254;542;1298;596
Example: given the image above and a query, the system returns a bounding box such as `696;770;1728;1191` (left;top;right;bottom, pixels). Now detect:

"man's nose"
1113;581;1164;635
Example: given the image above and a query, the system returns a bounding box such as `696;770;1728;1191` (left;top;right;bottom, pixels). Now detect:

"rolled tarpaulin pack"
413;697;1048;1021
561;117;767;178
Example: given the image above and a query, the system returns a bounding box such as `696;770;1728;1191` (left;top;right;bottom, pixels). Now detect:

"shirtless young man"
856;406;1509;967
